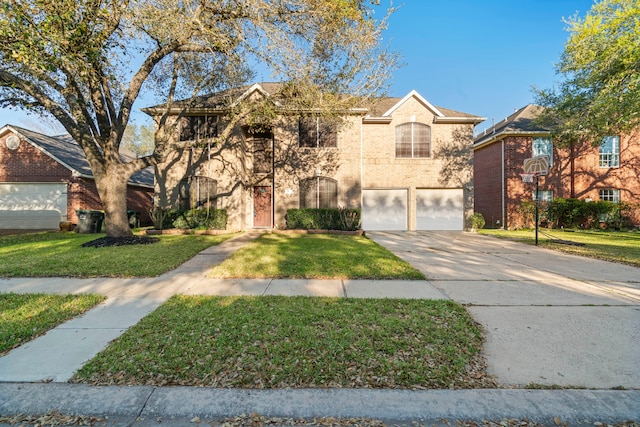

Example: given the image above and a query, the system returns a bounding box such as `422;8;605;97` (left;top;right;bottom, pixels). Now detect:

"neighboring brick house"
0;125;154;230
473;104;640;229
146;83;484;231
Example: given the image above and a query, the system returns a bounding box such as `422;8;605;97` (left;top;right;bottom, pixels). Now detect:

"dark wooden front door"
253;186;272;227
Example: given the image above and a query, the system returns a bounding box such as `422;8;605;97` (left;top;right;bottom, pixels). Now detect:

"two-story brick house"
0;125;154;230
473;104;640;229
146;83;484;231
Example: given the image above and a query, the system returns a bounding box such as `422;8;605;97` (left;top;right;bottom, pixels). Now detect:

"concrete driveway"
366;231;640;389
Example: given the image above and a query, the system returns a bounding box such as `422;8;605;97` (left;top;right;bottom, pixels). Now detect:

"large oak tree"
0;0;396;237
535;0;640;145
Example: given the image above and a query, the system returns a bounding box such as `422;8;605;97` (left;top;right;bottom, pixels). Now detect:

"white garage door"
416;188;464;230
362;189;407;231
0;183;67;229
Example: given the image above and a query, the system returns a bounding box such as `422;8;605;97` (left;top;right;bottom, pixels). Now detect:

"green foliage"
164;209;227;230
0;293;104;354
546;198;623;229
73;296;490;389
519;198;637;229
534;0;640;145
467;212;486;230
208;233;424;280
286;208;361;231
0;232;233;277
480;228;640;268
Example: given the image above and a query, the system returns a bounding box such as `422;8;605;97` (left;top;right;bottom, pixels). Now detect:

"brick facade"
151;84;483;231
0;127;153;228
473;105;640;229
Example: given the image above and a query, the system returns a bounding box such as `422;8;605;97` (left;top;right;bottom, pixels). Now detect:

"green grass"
208;233;425;279
0;232;235;278
72;295;492;389
0;293;105;355
479;229;640;267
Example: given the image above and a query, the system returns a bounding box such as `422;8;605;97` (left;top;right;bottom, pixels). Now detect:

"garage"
416;188;464;230
362;189;407;231
0;183;67;229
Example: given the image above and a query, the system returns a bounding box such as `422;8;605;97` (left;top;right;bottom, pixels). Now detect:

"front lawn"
479;229;640;267
0;232;235;278
208;233;425;279
0;293;105;355
72;295;493;389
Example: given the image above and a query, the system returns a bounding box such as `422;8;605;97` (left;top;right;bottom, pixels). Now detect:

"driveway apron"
366;231;640;389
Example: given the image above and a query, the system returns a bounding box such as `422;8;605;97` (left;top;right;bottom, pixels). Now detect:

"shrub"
286;208;361;231
467;212;485;230
542;198;630;229
163;208;227;230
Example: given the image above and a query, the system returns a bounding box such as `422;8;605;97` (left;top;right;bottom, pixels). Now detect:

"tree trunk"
95;168;134;238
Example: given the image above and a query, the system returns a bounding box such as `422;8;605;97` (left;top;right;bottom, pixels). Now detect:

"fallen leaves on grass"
72;296;497;389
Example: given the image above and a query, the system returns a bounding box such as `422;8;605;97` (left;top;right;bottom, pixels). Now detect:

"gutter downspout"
360;119;364;216
501;139;506;228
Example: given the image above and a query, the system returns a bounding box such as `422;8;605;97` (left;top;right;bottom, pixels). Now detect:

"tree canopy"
0;0;397;237
535;0;640;145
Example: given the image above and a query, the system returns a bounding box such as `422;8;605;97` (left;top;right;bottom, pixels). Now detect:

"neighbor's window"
299;177;338;208
599;189;620;203
533;190;553;202
395;122;431;158
532;137;553;166
599;136;620;168
298;117;337;148
179;116;218;142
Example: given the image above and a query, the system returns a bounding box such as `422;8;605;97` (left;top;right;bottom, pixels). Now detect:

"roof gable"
364;90;485;124
382;90;445;117
0;125;153;188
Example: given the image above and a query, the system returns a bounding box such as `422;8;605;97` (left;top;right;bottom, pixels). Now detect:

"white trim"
232;83;279;108
0;126;90;178
382;90;445;118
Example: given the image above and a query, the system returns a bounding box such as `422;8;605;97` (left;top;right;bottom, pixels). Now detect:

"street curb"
1;384;638;424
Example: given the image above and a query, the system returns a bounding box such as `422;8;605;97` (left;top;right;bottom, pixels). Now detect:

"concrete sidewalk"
1;230;639;424
366;231;640;390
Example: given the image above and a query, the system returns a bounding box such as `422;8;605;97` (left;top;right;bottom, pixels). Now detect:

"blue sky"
1;0;595;135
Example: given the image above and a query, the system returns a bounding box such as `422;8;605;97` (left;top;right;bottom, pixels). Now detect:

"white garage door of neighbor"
0;183;67;229
416;188;463;230
362;189;407;231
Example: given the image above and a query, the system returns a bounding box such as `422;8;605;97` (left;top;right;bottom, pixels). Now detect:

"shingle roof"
2;125;153;188
143;82;484;123
473;104;550;147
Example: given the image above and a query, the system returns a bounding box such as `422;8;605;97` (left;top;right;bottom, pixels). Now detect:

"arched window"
395;122;431;158
299;177;338;208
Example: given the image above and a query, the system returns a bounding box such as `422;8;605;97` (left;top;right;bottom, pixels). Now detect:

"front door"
253;186;272;227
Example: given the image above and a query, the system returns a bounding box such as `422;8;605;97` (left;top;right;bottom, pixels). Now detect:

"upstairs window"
299;177;338;208
599;136;620;168
599;189;620;202
179;116;218;142
532;137;553;166
395;122;431;158
298;117;337;148
250;130;273;174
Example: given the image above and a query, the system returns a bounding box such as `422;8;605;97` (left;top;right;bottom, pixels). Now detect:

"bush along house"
473;104;640;229
144;82;485;232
